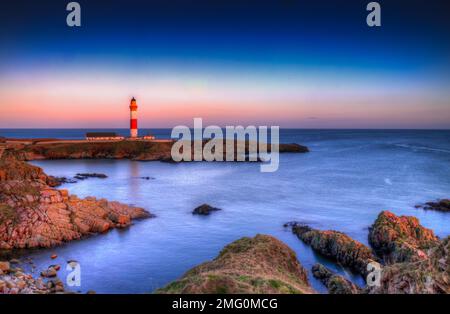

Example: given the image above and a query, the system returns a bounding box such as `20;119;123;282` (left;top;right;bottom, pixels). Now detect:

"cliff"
287;211;449;294
0;151;152;250
157;234;315;294
368;236;449;294
10;140;309;162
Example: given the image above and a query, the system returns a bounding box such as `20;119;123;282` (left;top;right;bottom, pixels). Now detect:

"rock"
192;204;222;215
47;176;77;187
422;199;450;212
40;267;57;278
368;236;450;294
0;153;153;250
278;143;309;153
368;211;439;263
51;264;61;271
287;223;377;277
157;234;315;294
51;254;57;259
74;173;108;180
312;263;361;294
0;261;10;272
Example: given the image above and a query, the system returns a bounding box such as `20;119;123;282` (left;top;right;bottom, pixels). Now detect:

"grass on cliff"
27;141;172;158
156;235;314;294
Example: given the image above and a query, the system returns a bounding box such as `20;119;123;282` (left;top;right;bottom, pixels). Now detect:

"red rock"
0;261;10;272
0;153;152;250
50;254;57;259
369;211;439;263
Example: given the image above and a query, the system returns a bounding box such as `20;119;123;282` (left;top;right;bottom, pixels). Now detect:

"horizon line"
1;128;450;131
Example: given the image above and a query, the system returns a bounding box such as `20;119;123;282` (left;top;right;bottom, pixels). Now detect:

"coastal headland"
1;138;309;162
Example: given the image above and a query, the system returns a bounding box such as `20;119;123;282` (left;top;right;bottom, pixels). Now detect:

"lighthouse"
129;97;138;138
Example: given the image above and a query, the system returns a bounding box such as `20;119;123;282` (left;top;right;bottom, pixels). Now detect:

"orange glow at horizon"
1;70;449;129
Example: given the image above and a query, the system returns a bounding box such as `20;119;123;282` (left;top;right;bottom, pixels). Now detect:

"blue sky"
1;0;449;128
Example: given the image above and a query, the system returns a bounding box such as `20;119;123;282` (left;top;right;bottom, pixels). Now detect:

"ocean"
2;129;450;293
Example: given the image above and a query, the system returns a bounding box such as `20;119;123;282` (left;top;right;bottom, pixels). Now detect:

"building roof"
86;132;119;137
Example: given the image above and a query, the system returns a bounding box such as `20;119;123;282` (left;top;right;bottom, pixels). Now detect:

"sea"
1;129;450;293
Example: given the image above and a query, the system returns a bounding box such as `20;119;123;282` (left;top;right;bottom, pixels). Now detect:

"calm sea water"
3;129;450;293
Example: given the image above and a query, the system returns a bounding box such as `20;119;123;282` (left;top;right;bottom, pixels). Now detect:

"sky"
0;0;449;129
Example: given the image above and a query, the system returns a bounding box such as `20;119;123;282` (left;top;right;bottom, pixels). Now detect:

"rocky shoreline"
5;139;309;162
285;211;449;294
0;150;153;294
160;211;449;294
0;151;152;250
1;139;448;294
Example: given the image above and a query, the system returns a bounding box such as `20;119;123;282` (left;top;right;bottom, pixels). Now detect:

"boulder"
312;263;361;294
40;266;58;278
0;261;10;272
368;211;439;263
192;204;222;215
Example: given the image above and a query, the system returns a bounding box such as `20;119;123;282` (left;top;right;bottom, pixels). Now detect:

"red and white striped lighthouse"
129;97;138;138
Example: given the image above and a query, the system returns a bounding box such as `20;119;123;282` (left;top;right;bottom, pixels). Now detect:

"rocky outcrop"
12;140;308;162
0;264;53;294
311;263;361;294
279;143;309;153
46;176;77;187
417;199;450;212
157;234;315;294
0;152;152;249
287;223;377;277
368;236;450;294
0;258;67;294
192;204;222;215
368;211;439;263
74;173;108;180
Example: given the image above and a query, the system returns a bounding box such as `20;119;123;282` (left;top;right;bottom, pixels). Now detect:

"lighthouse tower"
129;97;138;138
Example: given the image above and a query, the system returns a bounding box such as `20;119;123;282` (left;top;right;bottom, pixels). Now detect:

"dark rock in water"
192;204;222;215
74;173;108;180
312;263;361;294
47;176;77;187
422;199;450;212
279;143;309;153
287;222;377;277
40;266;57;278
368;211;439;264
139;176;155;180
